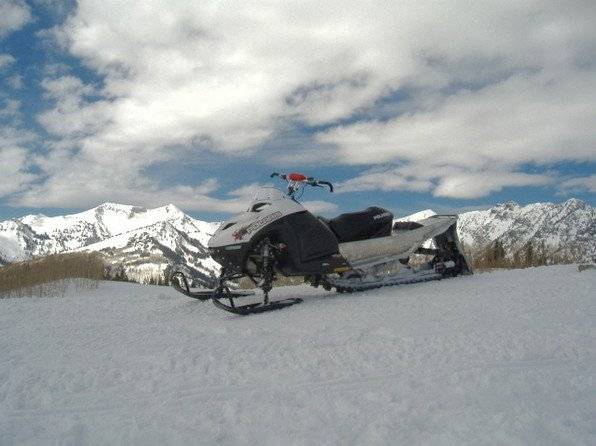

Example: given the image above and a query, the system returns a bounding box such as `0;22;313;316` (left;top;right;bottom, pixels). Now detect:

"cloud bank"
2;1;595;210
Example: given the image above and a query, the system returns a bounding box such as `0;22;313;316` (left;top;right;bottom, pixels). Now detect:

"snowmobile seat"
328;206;393;243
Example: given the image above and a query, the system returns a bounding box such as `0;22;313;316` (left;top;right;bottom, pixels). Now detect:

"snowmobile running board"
327;268;443;292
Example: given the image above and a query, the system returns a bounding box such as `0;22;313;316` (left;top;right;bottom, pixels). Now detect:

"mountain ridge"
0;202;220;282
1;199;594;281
455;198;595;262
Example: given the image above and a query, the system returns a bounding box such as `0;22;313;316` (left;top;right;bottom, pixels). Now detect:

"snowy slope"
0;265;594;444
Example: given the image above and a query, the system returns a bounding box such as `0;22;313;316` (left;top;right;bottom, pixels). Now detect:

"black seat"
327;206;393;243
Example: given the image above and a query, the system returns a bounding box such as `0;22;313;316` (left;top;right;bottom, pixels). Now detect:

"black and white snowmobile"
171;172;472;315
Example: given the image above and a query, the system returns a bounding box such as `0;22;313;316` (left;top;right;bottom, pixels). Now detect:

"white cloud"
11;0;596;209
227;183;270;200
14;175;247;213
38;75;111;137
0;0;31;38
0;122;37;197
302;200;338;215
319;70;596;167
319;69;595;197
337;166;433;193
7;74;23;89
0;53;15;69
433;170;554;199
337;165;555;199
0;146;35;196
0;1;33;199
559;174;596;195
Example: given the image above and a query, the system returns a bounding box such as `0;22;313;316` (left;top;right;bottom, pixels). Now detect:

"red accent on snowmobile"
288;172;307;182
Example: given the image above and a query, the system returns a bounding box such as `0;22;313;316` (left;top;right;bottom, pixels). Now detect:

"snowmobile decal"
373;211;393;220
233;211;283;241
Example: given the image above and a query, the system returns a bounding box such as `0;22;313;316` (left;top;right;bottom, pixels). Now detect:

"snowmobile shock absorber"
261;241;274;304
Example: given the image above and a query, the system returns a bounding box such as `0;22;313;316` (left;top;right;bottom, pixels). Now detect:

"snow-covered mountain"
456;198;595;262
396;199;595;262
1;198;594;281
0;203;220;283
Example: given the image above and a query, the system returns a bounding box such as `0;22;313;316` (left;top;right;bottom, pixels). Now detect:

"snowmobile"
171;172;472;315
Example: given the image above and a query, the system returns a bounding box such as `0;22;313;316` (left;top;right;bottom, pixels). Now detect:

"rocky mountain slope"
456;198;595;262
0;203;220;283
393;199;595;262
0;198;593;282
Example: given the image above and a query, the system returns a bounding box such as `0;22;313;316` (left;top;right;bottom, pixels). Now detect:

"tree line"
467;239;580;270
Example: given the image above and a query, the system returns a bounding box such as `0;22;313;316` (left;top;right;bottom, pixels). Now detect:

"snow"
395;209;437;222
0;234;26;263
20;203;180;238
1;265;594;444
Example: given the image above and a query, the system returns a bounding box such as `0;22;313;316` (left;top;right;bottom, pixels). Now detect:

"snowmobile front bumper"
170;271;255;301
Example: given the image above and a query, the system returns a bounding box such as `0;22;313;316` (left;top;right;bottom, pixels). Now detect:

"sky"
0;0;595;221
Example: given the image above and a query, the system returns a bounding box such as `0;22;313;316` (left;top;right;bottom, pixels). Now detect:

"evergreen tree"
493;240;506;266
524;242;534;267
512;250;522;268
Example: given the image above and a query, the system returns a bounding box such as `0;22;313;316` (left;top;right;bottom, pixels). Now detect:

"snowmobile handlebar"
270;172;334;193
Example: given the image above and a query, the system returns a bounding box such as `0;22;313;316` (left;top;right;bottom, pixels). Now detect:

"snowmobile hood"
208;188;305;249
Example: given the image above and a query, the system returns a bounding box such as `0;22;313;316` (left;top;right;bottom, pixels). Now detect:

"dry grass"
0;252;105;298
467;240;577;271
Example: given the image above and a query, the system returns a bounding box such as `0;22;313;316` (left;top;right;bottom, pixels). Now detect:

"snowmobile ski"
171;269;301;315
212;295;303;315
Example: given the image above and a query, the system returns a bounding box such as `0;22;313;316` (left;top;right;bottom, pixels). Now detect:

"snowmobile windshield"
252;187;287;201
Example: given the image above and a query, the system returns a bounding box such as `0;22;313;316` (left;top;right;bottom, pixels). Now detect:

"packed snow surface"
1;265;594;445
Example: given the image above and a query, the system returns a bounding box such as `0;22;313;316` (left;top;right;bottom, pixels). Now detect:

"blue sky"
0;1;594;222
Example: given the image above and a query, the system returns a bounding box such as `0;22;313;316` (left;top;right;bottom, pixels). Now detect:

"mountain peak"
563;197;587;209
96;202;127;208
93;202;137;214
497;201;520;211
93;202;184;215
161;203;183;214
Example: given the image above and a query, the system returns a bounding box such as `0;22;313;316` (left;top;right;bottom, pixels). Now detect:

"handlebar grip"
270;172;280;178
317;181;334;192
